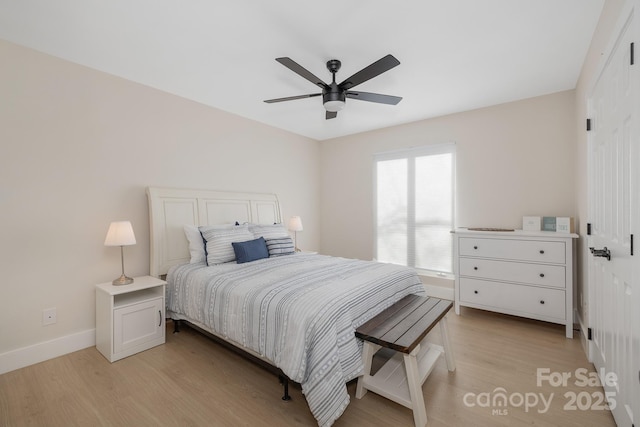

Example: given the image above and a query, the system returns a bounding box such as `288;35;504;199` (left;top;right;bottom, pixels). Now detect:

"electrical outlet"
42;307;57;325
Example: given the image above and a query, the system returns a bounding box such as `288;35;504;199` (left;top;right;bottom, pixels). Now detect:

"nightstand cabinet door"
113;297;163;354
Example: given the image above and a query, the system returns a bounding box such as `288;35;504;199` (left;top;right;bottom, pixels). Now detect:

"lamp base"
112;274;134;286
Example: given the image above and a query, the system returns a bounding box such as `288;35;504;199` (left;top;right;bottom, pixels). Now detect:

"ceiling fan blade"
346;91;402;105
338;54;400;91
264;93;322;103
326;111;337;120
276;57;329;89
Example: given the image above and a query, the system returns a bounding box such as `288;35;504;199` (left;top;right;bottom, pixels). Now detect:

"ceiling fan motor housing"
323;83;346;102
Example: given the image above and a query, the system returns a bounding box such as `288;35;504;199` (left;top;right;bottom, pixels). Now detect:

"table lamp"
288;216;303;252
104;220;136;285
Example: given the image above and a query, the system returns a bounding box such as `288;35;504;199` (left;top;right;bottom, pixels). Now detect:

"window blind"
374;143;455;274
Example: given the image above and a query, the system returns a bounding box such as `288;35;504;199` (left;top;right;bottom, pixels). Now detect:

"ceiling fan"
264;54;402;119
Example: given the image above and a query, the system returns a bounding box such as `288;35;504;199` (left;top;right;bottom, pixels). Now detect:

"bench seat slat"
377;298;440;349
356;294;423;338
394;299;452;352
356;295;453;354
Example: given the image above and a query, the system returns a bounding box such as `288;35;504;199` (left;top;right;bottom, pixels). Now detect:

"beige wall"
0;40;320;355
319;91;577;261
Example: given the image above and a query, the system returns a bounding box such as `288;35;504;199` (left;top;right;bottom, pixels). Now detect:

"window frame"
373;142;456;277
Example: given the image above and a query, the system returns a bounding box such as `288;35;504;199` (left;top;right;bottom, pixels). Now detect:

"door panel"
587;6;637;426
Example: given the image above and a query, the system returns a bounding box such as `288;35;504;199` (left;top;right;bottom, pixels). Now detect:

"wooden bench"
355;294;456;427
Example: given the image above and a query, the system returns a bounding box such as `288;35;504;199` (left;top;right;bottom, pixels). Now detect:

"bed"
147;187;425;426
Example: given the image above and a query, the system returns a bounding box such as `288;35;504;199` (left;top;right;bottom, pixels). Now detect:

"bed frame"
146;186;294;399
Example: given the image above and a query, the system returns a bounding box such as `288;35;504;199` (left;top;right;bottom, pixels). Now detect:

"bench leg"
356;341;379;399
404;345;428;427
439;316;456;372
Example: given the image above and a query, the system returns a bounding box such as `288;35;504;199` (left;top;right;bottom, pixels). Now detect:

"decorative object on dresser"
453;228;578;338
523;216;574;233
522;216;542;231
555;217;575;233
542;216;557;232
287;215;303;251
104;220;136;285
95;275;166;362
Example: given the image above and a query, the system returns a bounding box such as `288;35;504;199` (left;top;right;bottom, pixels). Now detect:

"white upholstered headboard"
146;187;282;277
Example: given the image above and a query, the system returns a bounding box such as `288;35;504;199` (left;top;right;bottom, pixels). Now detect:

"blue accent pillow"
232;237;269;264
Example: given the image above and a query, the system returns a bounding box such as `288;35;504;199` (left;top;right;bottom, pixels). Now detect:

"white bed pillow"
184;225;207;264
184;224;238;264
249;223;289;240
200;224;254;265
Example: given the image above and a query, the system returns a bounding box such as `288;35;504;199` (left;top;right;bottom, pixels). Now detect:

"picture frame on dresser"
452;228;578;338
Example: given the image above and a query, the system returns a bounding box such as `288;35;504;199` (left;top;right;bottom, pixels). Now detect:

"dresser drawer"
459;258;566;288
459;278;565;320
458;237;565;263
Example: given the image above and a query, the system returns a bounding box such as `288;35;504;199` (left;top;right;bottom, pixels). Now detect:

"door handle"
589;247;611;261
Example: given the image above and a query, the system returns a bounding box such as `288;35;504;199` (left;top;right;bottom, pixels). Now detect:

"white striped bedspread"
167;253;425;426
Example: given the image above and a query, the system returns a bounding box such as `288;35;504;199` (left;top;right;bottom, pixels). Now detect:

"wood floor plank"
0;306;616;426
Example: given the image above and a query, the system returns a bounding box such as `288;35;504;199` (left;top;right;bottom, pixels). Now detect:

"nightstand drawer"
459;278;565;320
459;258;566;288
458;238;565;263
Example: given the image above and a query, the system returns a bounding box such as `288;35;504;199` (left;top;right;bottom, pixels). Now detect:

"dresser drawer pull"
540;300;545;305
474;266;478;270
539;250;545;254
473;246;478;250
474;290;479;294
539;273;545;278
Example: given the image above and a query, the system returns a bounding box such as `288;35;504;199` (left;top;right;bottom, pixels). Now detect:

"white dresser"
453;229;578;338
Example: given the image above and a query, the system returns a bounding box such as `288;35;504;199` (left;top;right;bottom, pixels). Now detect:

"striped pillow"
200;224;253;265
249;223;289;240
265;237;295;257
186;223;235;264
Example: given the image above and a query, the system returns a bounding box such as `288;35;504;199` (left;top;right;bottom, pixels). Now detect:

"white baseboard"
575;311;592;361
423;284;455;300
0;329;95;375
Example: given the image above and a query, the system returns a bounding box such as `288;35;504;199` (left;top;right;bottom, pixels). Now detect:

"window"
374;143;455;275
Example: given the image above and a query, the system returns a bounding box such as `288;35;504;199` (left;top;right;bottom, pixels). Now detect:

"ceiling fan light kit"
264;54;402;119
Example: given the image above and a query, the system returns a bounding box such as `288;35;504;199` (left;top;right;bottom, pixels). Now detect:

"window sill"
414;268;454;281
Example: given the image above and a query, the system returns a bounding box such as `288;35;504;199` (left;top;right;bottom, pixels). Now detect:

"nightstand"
95;275;166;362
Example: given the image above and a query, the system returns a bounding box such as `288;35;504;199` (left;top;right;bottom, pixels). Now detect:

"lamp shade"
288;216;303;232
104;221;137;246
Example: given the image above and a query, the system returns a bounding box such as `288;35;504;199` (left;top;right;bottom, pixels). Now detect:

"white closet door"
587;3;638;425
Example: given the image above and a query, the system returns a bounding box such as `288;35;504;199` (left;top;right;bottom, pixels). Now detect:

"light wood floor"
0;307;616;427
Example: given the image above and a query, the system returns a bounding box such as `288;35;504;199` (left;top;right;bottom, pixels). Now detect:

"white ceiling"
0;0;605;141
